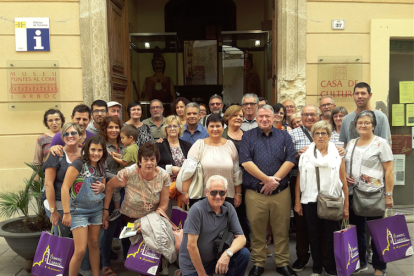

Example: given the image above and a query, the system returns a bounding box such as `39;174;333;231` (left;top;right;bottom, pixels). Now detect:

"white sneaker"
78;268;92;276
310;274;322;276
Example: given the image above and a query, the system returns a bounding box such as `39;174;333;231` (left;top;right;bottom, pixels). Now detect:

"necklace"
65;147;78;156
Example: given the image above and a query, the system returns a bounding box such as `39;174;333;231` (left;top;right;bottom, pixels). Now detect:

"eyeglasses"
210;102;222;106
150;106;163;110
62;131;79;137
166;125;180;129
357;121;372;126
209;190;226;197
302;113;318;117
47;118;61;123
314;132;328;137
320;103;333;108
242;102;257;106
284;105;295;109
92;110;107;114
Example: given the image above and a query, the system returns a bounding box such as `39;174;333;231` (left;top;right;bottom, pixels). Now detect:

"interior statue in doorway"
141;46;176;105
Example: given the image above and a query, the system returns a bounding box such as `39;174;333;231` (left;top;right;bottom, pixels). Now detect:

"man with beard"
200;94;225;127
86;100;108;135
143;99;166;139
319;96;336;124
141;47;176;106
181;102;209;144
339;82;391;147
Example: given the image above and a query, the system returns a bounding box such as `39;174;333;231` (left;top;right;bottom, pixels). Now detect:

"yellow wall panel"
0;168;32;194
307;34;370;64
0;36;82;68
0;2;80;35
0;135;39;168
308;2;414;33
0;69;83;102
0;102;82;135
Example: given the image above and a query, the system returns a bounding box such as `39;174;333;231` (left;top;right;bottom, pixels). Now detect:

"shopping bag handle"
384;208;393;218
157;208;180;231
341;219;350;230
49;225;62;237
182;204;189;211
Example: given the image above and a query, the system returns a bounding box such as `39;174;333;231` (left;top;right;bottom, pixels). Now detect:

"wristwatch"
384;192;393;196
50;208;55;214
225;249;233;257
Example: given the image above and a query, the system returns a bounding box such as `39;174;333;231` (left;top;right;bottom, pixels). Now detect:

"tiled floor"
1;222;413;276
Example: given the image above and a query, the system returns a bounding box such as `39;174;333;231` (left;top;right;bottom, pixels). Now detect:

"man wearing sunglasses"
200;94;226;127
86;100;108;135
179;175;250;276
240;104;297;276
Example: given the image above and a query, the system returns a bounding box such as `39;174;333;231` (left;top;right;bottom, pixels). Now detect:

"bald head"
282;100;297;118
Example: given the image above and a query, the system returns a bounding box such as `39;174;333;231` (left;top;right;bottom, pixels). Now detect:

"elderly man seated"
178;175;250;276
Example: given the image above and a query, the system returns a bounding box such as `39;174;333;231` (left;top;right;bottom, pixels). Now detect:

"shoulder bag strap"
156;207;179;230
349;138;359;177
301;126;313;143
218;206;231;256
314;147;321;193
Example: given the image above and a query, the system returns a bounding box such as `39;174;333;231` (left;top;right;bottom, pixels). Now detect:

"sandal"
102;266;118;276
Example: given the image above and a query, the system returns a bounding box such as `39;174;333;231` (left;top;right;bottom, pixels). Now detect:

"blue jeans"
184;247;250;276
45;208;71;237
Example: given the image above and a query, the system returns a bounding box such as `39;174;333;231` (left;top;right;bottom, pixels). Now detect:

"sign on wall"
15;17;50;52
7;60;60;110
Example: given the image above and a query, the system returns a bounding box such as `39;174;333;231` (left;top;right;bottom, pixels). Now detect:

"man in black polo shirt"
179;175;250;276
240;104;297;276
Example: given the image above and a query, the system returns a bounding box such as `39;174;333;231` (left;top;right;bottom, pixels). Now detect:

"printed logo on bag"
127;240;160;275
33;245;64;275
383;228;413;256
346;243;359;269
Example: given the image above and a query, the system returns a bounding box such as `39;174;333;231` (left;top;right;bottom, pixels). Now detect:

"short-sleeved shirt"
33;134;53;165
135;124;155;147
345;136;393;194
180;124;209;145
179;198;243;275
69;159;105;200
143;117;166;139
239;127;296;193
240;117;258;132
42;151;72;202
116;165;171;219
120;143;139;169
50;130;95;147
339;110;392;145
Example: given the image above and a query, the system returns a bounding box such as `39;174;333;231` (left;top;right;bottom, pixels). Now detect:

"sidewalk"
1;222;413;276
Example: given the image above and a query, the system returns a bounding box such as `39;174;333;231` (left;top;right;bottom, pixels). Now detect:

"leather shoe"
248;265;264;276
276;265;298;276
292;258;309;272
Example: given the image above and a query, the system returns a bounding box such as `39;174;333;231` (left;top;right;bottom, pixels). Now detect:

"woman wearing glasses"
42;123;83;237
157;115;192;184
344;110;394;276
294;120;349;276
272;103;292;131
181;114;242;207
330;107;348;143
33;109;65;166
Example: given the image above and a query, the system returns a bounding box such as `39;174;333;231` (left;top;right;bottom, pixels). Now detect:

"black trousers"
303;202;340;274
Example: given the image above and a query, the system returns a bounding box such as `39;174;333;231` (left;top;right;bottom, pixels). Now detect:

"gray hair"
302;104;320;115
150;99;163;108
185;102;200;115
319;95;335;105
256;104;274;115
209;94;223;104
242;93;259;104
354;110;377;130
206;175;228;190
311;120;332;137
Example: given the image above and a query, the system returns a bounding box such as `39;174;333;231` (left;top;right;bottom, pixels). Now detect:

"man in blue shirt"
240;105;297;276
180;102;209;144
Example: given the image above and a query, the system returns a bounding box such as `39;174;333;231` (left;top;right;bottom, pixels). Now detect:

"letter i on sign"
34;30;44;49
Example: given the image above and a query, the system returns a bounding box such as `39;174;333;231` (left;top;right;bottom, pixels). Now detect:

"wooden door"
107;0;131;122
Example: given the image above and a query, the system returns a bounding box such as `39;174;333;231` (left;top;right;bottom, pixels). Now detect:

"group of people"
34;81;394;276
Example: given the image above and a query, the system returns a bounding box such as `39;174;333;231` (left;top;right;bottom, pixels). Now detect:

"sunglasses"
62;131;79;137
209;190;226;197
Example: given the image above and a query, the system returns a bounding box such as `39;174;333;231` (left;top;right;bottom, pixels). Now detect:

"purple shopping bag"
334;224;360;276
368;212;413;263
125;237;161;275
31;230;74;276
171;205;188;229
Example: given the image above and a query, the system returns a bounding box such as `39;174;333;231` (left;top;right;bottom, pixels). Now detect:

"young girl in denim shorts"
62;135;107;276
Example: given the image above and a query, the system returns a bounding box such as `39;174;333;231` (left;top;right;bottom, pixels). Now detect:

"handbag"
176;140;205;199
157;208;183;254
349;138;385;217
213;203;234;260
314;147;344;221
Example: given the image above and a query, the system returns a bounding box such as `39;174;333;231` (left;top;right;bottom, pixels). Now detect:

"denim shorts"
70;204;103;230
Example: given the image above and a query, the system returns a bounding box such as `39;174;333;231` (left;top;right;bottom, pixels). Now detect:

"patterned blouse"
117;165;171;219
136;124;155;147
33;134;53;165
170;147;185;182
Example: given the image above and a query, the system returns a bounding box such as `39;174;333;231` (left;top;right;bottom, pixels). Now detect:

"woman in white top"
294;121;349;276
181;114;242;207
345;110;394;276
330;106;348;143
